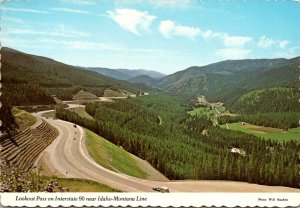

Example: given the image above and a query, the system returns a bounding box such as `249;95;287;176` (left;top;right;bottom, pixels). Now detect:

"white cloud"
1;7;49;14
175;25;200;38
107;8;156;35
216;48;252;59
159;21;252;46
258;35;276;48
199;30;224;39
279;40;290;49
62;0;96;5
159;20;200;39
6;25;90;38
258;36;290;50
50;8;90;14
194;28;252;48
159;20;175;38
222;35;252;48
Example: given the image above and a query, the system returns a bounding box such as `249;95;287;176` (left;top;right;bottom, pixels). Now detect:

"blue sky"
1;0;300;74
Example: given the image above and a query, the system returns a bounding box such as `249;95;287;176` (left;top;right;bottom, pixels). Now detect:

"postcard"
0;0;299;207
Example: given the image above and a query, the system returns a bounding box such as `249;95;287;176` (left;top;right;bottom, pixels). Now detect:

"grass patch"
213;105;225;114
12;107;37;130
43;177;120;192
220;122;300;141
85;129;147;179
12;107;37;124
188;107;215;118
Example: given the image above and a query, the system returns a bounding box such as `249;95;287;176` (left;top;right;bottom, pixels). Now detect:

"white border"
1;193;300;207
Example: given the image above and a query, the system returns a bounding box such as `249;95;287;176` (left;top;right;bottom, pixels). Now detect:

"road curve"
36;112;300;192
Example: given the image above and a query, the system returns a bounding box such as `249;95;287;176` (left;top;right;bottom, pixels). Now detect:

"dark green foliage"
0;96;17;134
231;87;300;114
216;87;300;129
56;93;300;188
2;81;55;106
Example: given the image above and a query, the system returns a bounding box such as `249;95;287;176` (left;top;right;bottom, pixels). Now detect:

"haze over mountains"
83;67;165;81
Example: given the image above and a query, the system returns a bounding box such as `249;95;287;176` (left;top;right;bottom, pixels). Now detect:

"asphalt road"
36;110;300;192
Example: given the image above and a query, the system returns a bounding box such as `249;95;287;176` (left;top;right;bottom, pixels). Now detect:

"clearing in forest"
221;122;300;141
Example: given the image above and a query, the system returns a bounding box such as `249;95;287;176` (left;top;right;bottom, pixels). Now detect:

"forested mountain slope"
156;57;300;101
82;67;131;80
1;47;149;105
116;68;165;79
216;87;300;130
0;47;149;133
231;87;300;114
128;75;159;86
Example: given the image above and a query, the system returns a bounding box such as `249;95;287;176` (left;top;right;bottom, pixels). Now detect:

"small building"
230;147;246;156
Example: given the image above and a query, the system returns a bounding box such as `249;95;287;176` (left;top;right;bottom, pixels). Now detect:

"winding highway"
35;109;300;193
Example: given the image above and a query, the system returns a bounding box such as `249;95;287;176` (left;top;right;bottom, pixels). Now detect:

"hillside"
0;112;58;170
128;75;158;86
72;90;99;100
1;47;149;104
85;129;168;181
82;67;131;80
116;69;165;79
156;57;300;101
231;87;300;114
84;67;165;80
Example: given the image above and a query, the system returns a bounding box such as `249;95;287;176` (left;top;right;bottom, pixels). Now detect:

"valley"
1;47;300;193
29;107;300;192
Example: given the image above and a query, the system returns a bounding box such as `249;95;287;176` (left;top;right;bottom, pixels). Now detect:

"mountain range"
156;57;300;103
3;47;300;106
83;67;165;81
